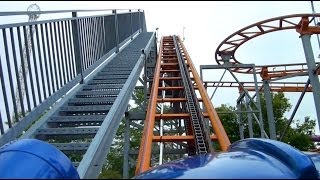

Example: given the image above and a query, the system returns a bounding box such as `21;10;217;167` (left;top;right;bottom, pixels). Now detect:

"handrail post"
138;9;141;33
142;10;146;32
130;9;133;40
113;9;119;53
71;11;84;84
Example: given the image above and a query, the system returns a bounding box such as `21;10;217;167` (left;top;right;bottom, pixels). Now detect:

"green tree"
217;92;316;151
215;104;239;143
285;116;316;151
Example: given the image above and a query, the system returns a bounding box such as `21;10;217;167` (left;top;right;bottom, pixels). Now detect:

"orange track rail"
135;36;230;175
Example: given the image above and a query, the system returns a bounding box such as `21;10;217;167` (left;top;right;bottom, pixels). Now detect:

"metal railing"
0;9;146;141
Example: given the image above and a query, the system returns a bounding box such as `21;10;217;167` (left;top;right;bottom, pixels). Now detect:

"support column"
252;67;265;138
113;10;119;53
123;115;130;179
245;94;254;138
129;9;133;40
138;9;141;33
263;80;276;140
71;12;83;84
142;49;148;109
301;35;320;129
237;100;244;140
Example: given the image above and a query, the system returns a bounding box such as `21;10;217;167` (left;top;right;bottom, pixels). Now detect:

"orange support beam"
159;77;182;80
155;113;190;119
152;135;217;142
158;86;184;90
296;16;320;35
157;98;187;102
154;113;209;119
156;98;203;102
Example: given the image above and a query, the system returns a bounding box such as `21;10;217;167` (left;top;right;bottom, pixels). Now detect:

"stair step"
82;84;123;90
75;90;120;98
36;127;99;135
60;105;112;112
93;75;129;79
58;105;112;115
49;115;105;122
98;71;132;75
48;115;106;127
35;127;99;140
89;79;127;84
68;97;117;105
51;143;90;152
101;67;132;72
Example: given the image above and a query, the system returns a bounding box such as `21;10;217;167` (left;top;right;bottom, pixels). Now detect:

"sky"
0;1;320;134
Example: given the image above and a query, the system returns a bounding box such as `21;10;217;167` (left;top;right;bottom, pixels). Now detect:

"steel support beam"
72;12;84;84
210;69;227;100
228;69;265;138
237;101;244;139
113;10;119;53
263;80;276;140
123;115;130;179
200;63;266;138
301;35;320;129
245;94;254;138
280;79;310;141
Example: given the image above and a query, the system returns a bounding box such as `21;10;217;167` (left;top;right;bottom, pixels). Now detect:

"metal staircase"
0;9;156;179
21;32;155;178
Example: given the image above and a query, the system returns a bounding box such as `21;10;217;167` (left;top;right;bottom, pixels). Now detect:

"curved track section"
215;13;320;76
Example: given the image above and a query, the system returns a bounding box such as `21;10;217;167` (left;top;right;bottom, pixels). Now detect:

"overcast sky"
0;1;320;134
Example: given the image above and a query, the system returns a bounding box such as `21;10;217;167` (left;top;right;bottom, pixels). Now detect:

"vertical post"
155;28;159;44
245;94;254;138
154;34;157;59
203;82;207;110
138;9;141;33
263;80;276;140
159;73;165;165
113;10;119;53
142;49;147;109
237;100;244;140
123;115;130;179
252;66;265;138
301;35;320;128
142;10;146;32
71;11;83;84
200;67;203;81
0;111;3;134
129;9;133;40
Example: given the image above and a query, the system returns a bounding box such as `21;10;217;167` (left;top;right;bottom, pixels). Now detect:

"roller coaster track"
135;35;230;175
215;14;320;80
210;13;320;141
